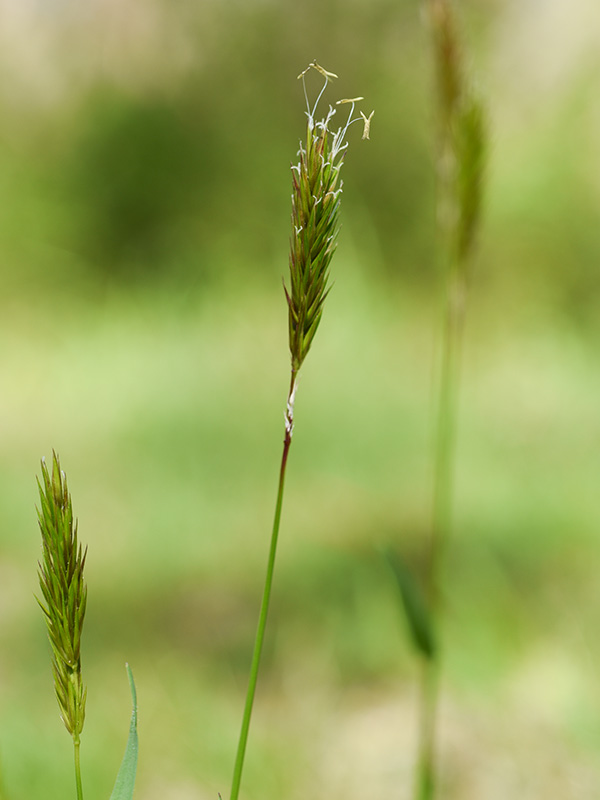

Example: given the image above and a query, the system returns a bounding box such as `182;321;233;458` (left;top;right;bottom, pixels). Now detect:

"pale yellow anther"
298;61;338;80
360;110;374;140
336;97;365;105
309;61;338;79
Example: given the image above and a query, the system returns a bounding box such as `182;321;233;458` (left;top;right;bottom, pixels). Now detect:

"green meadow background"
1;1;600;798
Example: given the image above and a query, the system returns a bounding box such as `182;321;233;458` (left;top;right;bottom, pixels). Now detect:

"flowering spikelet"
37;452;87;741
428;0;486;265
285;62;371;375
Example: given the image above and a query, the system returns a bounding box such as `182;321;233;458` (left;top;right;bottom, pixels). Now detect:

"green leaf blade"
109;664;138;800
381;546;437;661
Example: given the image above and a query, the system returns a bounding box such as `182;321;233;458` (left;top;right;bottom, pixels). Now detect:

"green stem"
415;268;466;800
429;272;465;601
229;377;296;800
415;657;439;800
73;737;84;800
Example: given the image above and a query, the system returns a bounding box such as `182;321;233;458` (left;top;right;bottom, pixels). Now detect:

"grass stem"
229;378;295;800
415;265;466;800
415;656;440;800
430;272;465;602
74;738;84;800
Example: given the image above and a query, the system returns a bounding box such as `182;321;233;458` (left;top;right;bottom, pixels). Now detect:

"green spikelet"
37;452;87;742
285;62;371;376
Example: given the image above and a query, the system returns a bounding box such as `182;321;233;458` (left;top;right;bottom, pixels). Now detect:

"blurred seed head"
427;0;487;265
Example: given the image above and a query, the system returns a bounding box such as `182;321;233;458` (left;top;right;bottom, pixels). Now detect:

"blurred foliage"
0;0;600;798
0;0;597;312
67;92;207;279
0;0;439;293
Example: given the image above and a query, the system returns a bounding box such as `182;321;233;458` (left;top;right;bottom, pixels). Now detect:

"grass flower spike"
229;62;370;800
286;62;367;378
37;452;87;800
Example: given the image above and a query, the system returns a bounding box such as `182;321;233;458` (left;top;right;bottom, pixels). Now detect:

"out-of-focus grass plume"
428;0;486;266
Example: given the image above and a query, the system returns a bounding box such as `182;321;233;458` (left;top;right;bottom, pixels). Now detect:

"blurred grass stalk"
229;63;370;800
416;2;486;798
37;453;88;800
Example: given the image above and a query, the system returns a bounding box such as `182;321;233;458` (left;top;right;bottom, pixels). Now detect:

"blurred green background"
1;0;600;798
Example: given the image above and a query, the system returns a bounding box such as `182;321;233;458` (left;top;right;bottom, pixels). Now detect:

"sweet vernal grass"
415;2;487;799
228;62;371;800
37;452;87;800
36;455;139;800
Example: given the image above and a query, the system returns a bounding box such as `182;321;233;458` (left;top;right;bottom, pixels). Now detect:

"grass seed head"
428;0;487;266
37;451;87;741
429;0;462;130
286;64;370;374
